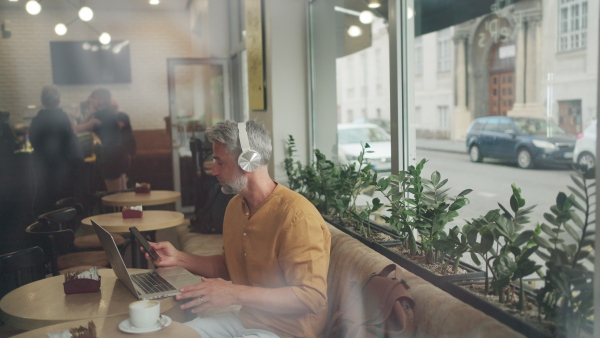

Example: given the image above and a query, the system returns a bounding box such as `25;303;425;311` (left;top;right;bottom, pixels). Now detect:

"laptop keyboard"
131;272;177;294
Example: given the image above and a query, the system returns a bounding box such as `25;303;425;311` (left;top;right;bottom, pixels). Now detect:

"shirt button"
243;233;246;236
245;212;249;216
244;253;246;257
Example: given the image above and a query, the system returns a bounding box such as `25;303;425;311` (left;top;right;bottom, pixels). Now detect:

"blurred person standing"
29;85;84;214
116;109;136;187
79;88;129;191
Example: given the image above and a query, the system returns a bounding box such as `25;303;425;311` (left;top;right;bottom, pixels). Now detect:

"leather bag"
327;264;416;338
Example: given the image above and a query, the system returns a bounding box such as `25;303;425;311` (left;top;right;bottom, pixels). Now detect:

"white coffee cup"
129;300;160;328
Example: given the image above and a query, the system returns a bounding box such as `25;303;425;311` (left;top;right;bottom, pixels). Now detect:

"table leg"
130;237;147;269
130;230;157;269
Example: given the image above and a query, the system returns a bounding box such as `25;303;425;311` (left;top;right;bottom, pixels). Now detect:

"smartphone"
129;226;159;260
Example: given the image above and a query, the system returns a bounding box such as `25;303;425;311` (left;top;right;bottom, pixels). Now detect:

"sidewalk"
416;138;466;154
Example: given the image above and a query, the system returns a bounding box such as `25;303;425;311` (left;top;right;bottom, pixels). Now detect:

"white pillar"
452;35;471;140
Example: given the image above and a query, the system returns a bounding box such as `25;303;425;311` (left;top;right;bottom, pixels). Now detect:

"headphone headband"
237;122;262;172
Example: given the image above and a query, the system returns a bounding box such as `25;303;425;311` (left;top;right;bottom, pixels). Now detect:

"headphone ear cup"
237;122;262;172
238;150;262;172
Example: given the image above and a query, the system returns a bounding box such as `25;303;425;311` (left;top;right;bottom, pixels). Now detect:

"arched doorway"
488;42;515;116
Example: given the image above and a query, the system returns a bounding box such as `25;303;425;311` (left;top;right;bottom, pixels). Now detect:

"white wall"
0;7;192;131
261;0;310;182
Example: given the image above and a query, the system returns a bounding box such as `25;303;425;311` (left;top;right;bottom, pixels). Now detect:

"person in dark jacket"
80;88;129;191
29;85;83;214
116;110;136;186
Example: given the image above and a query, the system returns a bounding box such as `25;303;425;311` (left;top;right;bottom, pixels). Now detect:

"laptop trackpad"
156;266;202;289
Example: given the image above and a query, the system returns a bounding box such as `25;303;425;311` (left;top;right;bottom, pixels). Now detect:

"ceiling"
0;0;190;11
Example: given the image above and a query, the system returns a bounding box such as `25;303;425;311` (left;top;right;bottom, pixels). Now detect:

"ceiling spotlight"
55;23;67;36
368;0;381;9
359;10;374;24
347;25;362;37
99;32;111;45
79;6;93;21
149;0;160;5
25;0;41;15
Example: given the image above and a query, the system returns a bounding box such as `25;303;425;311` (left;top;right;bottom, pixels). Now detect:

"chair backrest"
25;221;76;276
0;246;46;299
37;206;81;232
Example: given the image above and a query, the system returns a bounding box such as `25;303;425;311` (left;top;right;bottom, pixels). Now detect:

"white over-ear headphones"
237;122;262;172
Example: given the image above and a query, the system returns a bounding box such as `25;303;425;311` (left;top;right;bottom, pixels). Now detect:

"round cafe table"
12;313;200;338
81;210;185;233
102;190;181;207
0;269;177;331
81;211;185;268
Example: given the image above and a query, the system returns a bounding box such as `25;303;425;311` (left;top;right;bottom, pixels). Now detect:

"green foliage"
464;185;541;309
376;158;471;258
284;135;381;237
533;167;595;338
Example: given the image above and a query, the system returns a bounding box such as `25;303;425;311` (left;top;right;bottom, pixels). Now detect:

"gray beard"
221;171;247;195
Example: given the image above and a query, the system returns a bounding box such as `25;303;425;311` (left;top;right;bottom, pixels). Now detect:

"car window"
469;120;484;132
513;118;568;135
483;118;500;132
338;127;390;144
498;118;514;133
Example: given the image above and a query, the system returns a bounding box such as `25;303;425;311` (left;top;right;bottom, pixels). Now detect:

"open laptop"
91;220;202;300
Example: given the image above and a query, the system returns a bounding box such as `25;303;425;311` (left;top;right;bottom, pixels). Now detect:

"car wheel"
577;152;596;169
469;145;483;162
517;148;534;169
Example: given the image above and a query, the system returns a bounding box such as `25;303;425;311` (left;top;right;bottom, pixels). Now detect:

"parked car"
466;116;576;169
338;123;392;174
353;118;391;134
573;120;596;169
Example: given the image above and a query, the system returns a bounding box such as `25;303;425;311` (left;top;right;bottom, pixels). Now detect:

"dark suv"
465;116;576;169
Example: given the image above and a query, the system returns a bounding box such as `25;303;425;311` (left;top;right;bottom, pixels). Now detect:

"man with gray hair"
147;120;331;338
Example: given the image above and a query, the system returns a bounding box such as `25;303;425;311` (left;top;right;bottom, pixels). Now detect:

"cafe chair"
25;221;110;276
0;246;46;300
40;203;127;253
0;246;46;334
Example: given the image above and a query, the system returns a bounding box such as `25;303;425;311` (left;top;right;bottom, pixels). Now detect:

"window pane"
310;0;391;176
414;0;596;277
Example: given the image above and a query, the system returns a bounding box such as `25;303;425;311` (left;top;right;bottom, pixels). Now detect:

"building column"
508;10;544;118
452;34;471;140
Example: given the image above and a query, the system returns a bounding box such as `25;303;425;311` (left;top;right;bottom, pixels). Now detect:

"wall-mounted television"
50;40;132;85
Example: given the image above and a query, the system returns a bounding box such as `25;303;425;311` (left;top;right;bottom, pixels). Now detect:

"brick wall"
0;7;193;131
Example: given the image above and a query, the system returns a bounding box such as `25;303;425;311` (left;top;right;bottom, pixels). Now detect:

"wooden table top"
81;210;185;233
101;190;181;207
12;313;200;337
0;269;177;331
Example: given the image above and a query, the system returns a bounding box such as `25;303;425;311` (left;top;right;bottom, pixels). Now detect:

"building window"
437;28;451;72
414;37;422;76
415;106;422;124
558;0;588;52
438;105;449;129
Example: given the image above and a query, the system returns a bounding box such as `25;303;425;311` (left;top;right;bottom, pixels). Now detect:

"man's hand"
176;277;242;313
144;241;180;267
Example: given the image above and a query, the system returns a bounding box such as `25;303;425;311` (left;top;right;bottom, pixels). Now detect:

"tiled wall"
0;7;193;131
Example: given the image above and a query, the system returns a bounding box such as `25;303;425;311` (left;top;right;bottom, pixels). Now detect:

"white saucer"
118;315;172;334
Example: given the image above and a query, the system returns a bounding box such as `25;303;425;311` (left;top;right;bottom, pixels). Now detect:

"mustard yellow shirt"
222;183;331;338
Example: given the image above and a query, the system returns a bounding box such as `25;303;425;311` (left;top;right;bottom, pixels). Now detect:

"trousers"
185;311;281;338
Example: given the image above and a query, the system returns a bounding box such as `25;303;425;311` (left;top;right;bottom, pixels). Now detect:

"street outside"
359;140;592;275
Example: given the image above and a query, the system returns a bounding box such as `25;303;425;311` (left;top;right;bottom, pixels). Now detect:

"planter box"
328;220;486;286
443;280;552;338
